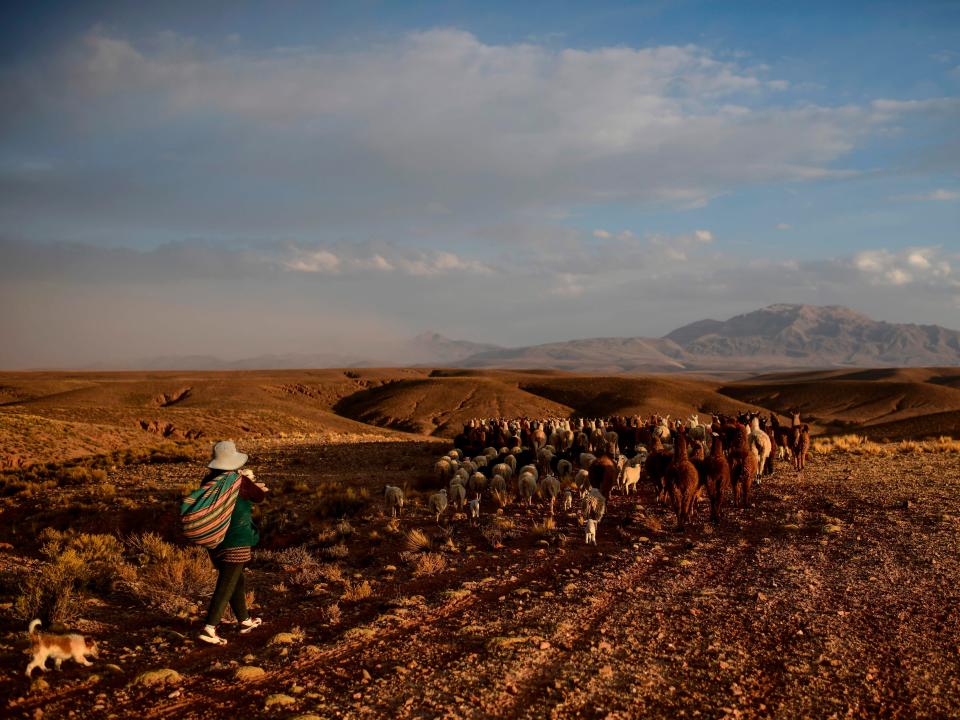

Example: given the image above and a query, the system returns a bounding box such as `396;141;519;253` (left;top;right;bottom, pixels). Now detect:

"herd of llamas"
390;413;812;540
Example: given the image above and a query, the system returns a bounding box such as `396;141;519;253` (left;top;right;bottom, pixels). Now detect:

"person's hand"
254;481;269;493
239;468;255;480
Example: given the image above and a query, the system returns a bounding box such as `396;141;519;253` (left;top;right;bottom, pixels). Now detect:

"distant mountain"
455;304;960;372
458;337;689;373
400;332;502;365
664;304;960;368
79;306;960;371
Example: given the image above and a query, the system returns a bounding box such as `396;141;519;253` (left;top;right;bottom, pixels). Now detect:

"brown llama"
665;429;700;529
701;433;731;523
727;424;758;509
791;425;811;470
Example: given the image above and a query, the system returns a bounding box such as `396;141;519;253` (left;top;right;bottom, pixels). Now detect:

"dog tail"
28;619;41;635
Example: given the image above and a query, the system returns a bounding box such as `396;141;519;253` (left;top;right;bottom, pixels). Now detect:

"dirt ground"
1;439;959;719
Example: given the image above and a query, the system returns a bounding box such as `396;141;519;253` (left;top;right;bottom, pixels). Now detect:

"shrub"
341;579;373;602
16;549;89;623
404;529;431;553
412;553;446;576
322;543;350;560
531;516;556;538
321;603;341;625
119;533;216;617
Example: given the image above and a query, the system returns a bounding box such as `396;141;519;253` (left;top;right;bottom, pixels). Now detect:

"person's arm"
239;475;267;503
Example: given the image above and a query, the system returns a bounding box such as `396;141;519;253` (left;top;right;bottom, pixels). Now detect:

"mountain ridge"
68;304;960;371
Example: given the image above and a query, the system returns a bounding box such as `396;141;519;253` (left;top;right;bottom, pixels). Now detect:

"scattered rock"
234;666;266;681
132;669;182;687
30;677;50;693
264;693;296;709
269;632;302;645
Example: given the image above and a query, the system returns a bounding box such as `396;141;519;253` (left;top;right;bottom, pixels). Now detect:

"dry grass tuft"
813;434;960;456
17;531;128;622
413;552;447;576
322;543;350;560
119;533;216;617
404;528;432;553
341;579;373;602
531;516;556;538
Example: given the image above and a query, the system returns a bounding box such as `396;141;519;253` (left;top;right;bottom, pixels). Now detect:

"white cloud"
284;249;341;273
280;245;491;276
852;246;955;287
776;222;791;230
694;229;713;243
592;229;612;239
897;188;960;202
3;27;947;238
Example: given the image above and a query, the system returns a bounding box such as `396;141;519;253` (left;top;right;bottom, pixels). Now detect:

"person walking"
197;440;267;645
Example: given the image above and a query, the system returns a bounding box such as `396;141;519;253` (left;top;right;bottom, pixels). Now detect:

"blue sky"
1;1;958;367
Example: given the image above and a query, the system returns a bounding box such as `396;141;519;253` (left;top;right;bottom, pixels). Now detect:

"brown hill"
333;375;573;436
2;366;959;468
720;367;960;436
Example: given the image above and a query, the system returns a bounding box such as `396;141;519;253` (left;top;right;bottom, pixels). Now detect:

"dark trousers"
205;560;249;626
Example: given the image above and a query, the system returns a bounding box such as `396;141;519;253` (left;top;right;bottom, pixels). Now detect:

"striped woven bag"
180;472;242;548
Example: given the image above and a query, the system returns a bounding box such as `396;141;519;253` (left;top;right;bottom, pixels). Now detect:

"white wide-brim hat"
208;440;248;471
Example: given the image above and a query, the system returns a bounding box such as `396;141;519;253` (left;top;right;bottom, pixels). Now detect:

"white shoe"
198;628;227;645
239;617;262;634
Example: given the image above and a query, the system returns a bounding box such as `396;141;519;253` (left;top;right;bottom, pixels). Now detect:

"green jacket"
218;496;259;549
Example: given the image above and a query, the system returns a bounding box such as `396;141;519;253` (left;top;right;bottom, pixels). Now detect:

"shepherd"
187;440;268;645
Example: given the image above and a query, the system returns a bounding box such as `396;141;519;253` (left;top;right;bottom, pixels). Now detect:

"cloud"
592;229;612;239
284;249;341;273
902;188;960;201
2;27;951;242
851;247;953;289
776;223;791;230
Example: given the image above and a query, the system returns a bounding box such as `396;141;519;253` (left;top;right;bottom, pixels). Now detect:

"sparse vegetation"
17;531;127;622
341;579;373;602
404;528;432;553
412;552;447;576
813;434;960;456
118;533;216;616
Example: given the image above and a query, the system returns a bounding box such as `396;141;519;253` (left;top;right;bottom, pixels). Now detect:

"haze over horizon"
1;1;958;369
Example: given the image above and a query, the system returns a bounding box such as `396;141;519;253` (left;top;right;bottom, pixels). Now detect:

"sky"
1;0;958;368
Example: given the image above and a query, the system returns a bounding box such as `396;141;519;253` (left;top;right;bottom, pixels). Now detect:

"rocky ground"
1;440;958;719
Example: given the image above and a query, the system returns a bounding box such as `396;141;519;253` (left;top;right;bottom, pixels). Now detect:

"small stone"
361;669;372;681
132;669;182;687
234;666;266;681
539;641;551;650
264;693;296;708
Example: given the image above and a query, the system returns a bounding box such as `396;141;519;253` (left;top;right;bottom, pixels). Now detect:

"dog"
467;497;480;525
585;518;597;545
25;620;98;677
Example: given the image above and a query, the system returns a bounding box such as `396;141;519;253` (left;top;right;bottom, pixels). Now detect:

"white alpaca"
585;519;597;545
749;417;772;484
